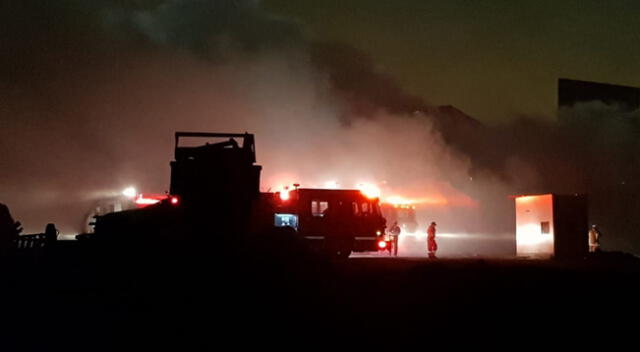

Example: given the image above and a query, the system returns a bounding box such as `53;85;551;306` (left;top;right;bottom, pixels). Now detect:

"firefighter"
427;221;437;259
44;223;59;244
588;224;602;253
388;221;401;256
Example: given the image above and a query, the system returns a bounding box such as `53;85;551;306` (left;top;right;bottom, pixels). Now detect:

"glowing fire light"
324;181;339;189
383;195;450;207
122;186;137;198
357;183;381;199
421;196;449;206
135;195;161;205
276;185;293;201
385;195;413;206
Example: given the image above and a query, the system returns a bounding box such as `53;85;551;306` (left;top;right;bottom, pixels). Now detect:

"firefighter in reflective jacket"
427;221;437;259
389;221;401;256
588;224;602;253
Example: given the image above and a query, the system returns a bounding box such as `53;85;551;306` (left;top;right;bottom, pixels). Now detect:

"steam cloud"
1;1;638;254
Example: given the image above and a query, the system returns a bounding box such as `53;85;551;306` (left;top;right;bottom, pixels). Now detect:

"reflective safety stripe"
304;236;324;240
354;237;377;240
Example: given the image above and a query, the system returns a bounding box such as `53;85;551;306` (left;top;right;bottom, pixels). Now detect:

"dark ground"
2;237;640;350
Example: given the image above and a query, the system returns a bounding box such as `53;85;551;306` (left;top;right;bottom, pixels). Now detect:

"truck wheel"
325;237;352;259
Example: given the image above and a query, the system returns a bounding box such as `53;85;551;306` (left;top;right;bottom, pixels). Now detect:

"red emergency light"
378;240;387;249
134;194;168;208
135;196;161;206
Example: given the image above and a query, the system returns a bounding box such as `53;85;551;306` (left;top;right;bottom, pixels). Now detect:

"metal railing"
15;233;56;249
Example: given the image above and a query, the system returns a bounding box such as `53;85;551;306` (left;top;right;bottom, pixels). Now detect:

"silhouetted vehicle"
90;132;386;258
90;132;261;244
381;203;418;233
82;197;137;234
256;188;386;258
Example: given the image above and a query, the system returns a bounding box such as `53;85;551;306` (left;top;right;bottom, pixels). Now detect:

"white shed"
515;194;588;259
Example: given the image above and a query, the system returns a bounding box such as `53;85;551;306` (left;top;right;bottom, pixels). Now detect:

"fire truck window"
319;201;329;215
361;202;369;214
352;202;360;215
274;213;298;230
541;221;550;234
312;200;329;217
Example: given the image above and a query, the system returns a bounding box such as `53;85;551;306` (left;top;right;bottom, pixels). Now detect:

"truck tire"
325;236;353;259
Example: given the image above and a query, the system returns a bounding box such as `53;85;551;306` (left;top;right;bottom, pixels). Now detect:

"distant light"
122;187;137;198
376;230;382;235
170;196;179;205
385;196;411;206
324;181;339;189
135;195;161;205
357;183;381;199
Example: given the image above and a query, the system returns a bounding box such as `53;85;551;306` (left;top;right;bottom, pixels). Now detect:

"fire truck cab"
260;188;386;258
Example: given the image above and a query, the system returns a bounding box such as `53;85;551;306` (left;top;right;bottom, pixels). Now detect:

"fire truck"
256;188;386;258
92;132;387;258
380;202;418;233
82;193;173;234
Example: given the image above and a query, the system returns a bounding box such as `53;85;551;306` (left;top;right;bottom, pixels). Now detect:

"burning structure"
515;194;588;259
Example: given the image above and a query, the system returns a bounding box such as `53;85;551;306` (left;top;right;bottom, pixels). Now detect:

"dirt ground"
2;241;639;349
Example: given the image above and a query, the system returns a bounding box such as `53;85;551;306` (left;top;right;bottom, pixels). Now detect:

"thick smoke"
1;1;638;254
0;0;476;235
453;102;640;253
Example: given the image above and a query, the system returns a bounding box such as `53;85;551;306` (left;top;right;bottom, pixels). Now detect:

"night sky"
265;0;640;122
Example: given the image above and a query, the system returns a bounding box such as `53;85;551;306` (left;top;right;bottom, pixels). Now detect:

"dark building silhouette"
558;78;640;111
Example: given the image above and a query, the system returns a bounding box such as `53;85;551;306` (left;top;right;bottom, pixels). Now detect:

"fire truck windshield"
274;213;298;230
